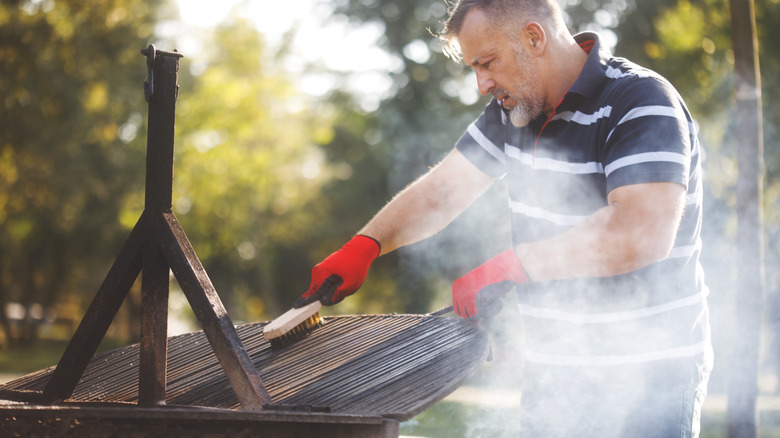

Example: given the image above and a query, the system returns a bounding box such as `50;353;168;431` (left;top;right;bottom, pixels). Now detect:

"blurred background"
0;0;777;436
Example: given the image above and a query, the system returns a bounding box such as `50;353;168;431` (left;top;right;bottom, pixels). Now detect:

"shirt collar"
567;32;612;99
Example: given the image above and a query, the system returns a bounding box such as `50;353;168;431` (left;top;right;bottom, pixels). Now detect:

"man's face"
458;8;545;127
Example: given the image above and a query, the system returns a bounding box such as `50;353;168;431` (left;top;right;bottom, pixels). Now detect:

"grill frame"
1;313;489;422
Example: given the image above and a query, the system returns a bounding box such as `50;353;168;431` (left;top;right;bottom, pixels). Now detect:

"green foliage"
169;17;343;321
1;0;777;366
0;0;164;346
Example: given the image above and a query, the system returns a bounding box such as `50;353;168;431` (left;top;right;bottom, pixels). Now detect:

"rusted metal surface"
1;403;401;437
1;314;489;420
139;239;169;407
138;45;176;408
138;44;178;407
157;211;273;408
35;47;273;410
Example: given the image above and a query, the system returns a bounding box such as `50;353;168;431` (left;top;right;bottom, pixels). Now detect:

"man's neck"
543;38;589;116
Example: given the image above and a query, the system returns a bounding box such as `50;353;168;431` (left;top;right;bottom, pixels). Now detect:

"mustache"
492;87;510;101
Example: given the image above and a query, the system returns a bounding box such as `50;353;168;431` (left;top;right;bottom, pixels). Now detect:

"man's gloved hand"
452;249;529;319
294;235;381;308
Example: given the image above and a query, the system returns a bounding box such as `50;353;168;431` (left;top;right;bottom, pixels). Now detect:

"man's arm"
360;147;496;255
296;147;494;307
450;177;686;319
516;181;686;281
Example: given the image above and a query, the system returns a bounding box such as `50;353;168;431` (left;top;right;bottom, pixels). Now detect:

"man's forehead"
457;9;502;65
457;8;492;41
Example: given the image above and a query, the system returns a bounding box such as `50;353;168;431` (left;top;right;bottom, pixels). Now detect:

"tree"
0;0;167;347
168;17;338;322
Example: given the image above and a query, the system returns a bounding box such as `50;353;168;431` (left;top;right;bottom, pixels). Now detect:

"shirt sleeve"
454;99;509;178
601;76;692;193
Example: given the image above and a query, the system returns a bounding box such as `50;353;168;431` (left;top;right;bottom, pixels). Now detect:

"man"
295;0;712;436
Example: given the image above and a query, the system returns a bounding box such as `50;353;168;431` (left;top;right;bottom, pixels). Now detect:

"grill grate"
2;313;489;420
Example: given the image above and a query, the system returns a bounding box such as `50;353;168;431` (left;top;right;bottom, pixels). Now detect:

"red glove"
452;249;529;319
294;235;381;307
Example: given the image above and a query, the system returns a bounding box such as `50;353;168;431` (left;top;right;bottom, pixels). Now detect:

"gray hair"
438;0;563;61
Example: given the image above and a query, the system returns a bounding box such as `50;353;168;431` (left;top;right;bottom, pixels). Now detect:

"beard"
508;93;544;128
493;46;545;128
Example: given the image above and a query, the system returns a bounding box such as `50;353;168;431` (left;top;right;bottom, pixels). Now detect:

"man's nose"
476;71;494;96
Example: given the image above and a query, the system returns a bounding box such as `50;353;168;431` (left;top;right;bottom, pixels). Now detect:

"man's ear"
524;21;546;55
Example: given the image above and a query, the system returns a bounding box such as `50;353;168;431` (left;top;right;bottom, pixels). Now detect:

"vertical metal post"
728;1;766;437
137;46;179;407
138;46;271;410
142;45;176;212
41;46;271;410
139;242;169;406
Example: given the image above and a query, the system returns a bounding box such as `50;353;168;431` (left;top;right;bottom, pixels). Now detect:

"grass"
0;338;130;380
400;401;521;438
399;399;780;438
0;339;70;375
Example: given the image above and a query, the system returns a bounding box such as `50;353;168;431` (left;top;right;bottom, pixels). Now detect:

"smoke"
406;101;776;436
372;32;778;438
384;106;776;436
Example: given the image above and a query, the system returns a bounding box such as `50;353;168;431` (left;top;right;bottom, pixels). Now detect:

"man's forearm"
516;182;686;281
360;148;495;255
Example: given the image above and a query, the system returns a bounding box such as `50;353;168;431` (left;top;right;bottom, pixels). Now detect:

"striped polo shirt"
455;33;712;374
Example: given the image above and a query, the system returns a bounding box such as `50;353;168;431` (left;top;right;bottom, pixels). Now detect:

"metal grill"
2;313;489;421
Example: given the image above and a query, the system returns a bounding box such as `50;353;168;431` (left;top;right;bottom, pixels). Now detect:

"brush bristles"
268;312;323;350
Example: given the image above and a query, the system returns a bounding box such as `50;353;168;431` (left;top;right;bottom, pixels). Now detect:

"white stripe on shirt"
525;339;710;366
686;185;702;206
606;105;687;144
467;123;505;164
605;65;650;79
604;151;689;177
506;145;604;174
509;200;588;226
517;290;707;324
666;238;702;260
553;106;612;125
